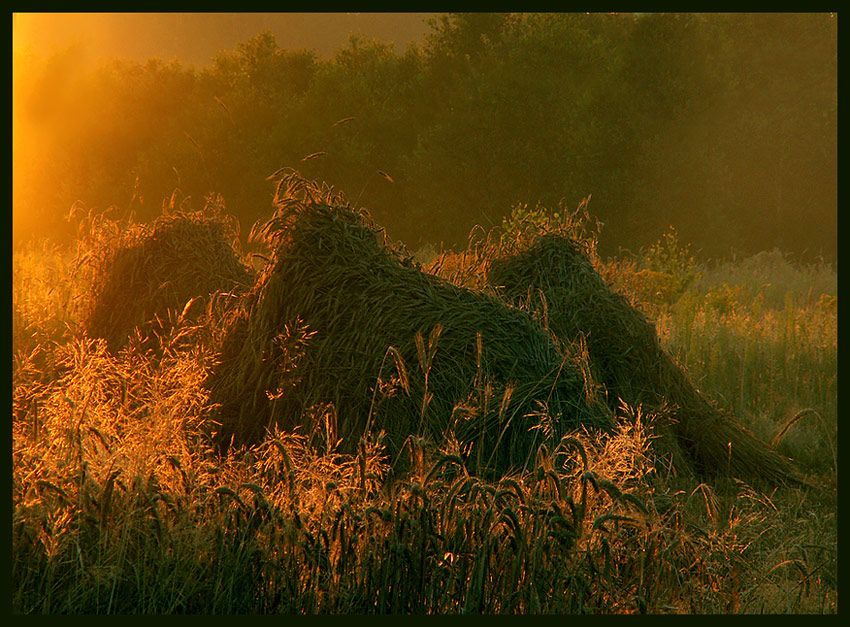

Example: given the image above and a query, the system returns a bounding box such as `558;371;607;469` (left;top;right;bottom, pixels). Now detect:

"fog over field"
13;13;435;65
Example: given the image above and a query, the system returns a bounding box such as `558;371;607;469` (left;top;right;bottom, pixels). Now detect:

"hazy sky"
12;12;437;66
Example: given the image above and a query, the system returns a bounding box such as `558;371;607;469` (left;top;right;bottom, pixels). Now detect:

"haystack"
77;205;253;353
487;233;802;486
207;172;612;473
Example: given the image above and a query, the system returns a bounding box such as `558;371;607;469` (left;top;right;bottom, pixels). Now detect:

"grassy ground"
12;222;837;614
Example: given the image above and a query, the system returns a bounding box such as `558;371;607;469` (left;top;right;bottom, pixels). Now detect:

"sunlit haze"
12;12;433;241
12;13;434;65
11;12;836;261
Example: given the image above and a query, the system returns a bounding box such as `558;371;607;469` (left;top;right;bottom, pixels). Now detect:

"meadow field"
11;180;837;614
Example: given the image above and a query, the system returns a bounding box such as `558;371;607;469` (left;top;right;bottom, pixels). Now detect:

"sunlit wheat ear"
301;151;326;162
162;188;182;216
377;170;394;183
66;200;87;222
266;166;296;181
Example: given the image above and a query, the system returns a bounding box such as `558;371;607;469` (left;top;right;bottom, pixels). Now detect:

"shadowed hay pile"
487;233;802;486
207;172;612;472
77;204;253;353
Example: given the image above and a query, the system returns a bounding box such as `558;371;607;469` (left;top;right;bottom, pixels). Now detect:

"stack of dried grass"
207;172;612;473
487;233;802;486
76;197;253;353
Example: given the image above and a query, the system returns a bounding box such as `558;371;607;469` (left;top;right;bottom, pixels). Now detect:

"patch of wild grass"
694;249;836;311
603;239;836;479
11;234;837;614
13;239;78;352
653;258;837;477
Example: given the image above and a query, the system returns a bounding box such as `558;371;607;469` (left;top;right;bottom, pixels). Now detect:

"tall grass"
608;249;837;476
12;217;837;614
12;239;78;352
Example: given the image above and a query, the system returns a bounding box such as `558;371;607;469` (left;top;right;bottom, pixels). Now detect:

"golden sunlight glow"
13;14;103;240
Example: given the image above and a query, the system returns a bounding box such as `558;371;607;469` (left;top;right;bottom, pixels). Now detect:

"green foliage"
640;226;700;301
605;227;700;311
500;202;562;238
498;198;602;258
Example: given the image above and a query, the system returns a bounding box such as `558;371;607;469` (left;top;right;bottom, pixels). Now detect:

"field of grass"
12;202;837;614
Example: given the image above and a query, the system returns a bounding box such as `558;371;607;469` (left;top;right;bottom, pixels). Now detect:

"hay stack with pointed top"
206;172;612;473
487;233;802;486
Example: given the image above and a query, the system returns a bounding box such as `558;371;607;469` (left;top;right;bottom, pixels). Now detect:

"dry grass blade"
214;95;234;124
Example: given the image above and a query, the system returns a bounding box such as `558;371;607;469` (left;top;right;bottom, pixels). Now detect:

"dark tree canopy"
13;13;836;262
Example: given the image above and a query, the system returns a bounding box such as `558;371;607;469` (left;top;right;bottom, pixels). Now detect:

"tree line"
13;12;836;261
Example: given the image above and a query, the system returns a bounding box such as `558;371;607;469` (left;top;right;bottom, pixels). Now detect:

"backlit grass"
12;212;837;614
